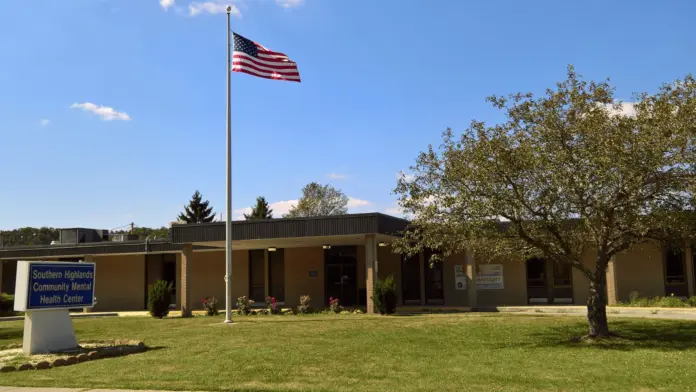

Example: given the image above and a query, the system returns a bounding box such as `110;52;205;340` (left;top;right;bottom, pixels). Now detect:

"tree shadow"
0;328;23;342
523;319;696;351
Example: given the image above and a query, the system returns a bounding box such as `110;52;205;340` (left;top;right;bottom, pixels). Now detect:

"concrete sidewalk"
495;305;696;320
0;388;201;392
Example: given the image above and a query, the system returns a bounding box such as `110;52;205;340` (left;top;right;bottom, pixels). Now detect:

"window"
249;250;265;302
526;258;546;288
665;248;686;285
269;249;285;302
553;262;572;287
423;249;444;302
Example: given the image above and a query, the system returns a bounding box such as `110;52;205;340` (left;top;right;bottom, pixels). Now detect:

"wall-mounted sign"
475;264;504;290
454;264;467;290
309;270;318;278
15;261;96;311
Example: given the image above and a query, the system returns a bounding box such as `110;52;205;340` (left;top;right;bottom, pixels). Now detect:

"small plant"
0;293;15;316
297;295;312;314
147;280;172;318
371;275;398;315
628;291;641;303
236;296;254;315
687;296;696;307
265;296;282;315
202;296;219;316
329;297;342;313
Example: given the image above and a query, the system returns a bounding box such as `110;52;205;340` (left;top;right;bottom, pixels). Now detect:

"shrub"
0;293;14;316
236;296;254;315
202;296;219;316
328;297;342;313
147;280;172;318
628;291;641;303
372;275;398;315
297;295;312;314
687;296;696;307
265;296;282;315
657;294;688;308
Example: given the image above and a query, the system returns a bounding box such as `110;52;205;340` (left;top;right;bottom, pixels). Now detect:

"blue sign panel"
27;263;95;310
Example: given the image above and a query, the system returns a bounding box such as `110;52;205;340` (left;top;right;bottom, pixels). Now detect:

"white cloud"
189;2;240;16
347;197;371;209
276;0;304;8
604;102;637;118
70;102;131;121
39;119;50;127
327;172;347;180
396;171;416;183
160;0;175;10
384;205;405;216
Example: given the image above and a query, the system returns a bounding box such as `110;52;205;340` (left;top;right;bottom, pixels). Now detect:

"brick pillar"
685;245;694;297
465;250;477;310
419;251;426;306
82;255;94;313
264;250;270;299
606;256;619;305
365;234;377;314
181;244;193;317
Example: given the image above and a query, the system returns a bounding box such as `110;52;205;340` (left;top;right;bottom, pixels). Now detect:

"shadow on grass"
524;319;696;351
0;328;23;342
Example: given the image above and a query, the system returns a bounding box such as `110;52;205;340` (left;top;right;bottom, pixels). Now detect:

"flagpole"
224;5;233;324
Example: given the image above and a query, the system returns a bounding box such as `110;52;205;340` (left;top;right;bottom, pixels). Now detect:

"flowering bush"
297;295;312;314
202;296;219;316
328;297;342;313
236;295;254;315
265;296;282;315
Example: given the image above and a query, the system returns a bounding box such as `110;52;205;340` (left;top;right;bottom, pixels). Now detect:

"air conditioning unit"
111;234;138;242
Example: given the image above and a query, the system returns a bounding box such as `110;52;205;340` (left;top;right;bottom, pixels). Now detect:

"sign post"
14;261;96;354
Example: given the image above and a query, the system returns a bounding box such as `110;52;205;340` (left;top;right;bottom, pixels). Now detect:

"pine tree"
244;196;274;220
178;191;216;223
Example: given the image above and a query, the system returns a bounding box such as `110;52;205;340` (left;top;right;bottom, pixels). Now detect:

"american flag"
232;33;300;83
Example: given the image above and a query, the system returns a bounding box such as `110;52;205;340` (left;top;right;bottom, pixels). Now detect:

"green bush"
0;293;15;316
147;280;172;318
236;296;253;315
687;296;696;307
297;295;312;314
621;291;695;308
372;275;398;315
202;296;219;316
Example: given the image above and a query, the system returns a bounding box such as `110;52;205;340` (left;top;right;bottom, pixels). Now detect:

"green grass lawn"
2;313;696;391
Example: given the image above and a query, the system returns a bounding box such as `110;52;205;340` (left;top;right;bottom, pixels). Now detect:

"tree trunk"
586;261;610;338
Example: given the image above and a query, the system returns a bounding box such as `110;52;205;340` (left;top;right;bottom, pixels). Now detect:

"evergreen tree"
177;191;216;223
244;197;274;220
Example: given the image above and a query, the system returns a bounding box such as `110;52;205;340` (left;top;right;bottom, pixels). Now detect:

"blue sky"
1;0;695;230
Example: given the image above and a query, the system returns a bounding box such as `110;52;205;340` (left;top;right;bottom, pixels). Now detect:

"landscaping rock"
35;361;51;370
65;356;78;365
87;351;101;360
52;358;67;367
0;365;16;373
18;363;34;371
77;354;89;363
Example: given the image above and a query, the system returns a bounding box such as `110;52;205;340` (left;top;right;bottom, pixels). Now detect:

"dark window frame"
664;247;686;286
268;248;285;302
248;249;265;303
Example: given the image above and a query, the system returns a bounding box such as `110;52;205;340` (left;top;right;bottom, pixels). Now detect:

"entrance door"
424;249;444;304
325;247;358;306
402;254;421;304
526;258;548;304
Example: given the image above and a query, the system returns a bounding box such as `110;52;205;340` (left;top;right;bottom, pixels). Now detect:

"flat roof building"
1;213;694;313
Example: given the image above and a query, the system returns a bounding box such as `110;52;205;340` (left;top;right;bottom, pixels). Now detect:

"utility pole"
130;222;134;234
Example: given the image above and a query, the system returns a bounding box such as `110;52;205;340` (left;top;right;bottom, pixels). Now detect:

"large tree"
178;190;216;223
285;182;349;218
244;196;274;220
395;67;696;338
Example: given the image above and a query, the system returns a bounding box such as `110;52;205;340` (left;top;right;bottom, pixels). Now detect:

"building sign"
14;261;95;311
475;264;504;290
454;264;467;290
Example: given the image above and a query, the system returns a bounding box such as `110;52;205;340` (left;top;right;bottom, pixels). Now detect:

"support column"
181;244;193;317
264;250;270;299
465;250;477;310
685;245;694;297
365;234;377;314
545;258;555;304
82;256;94;313
419;251;426;306
606;256;619;305
0;260;4;293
